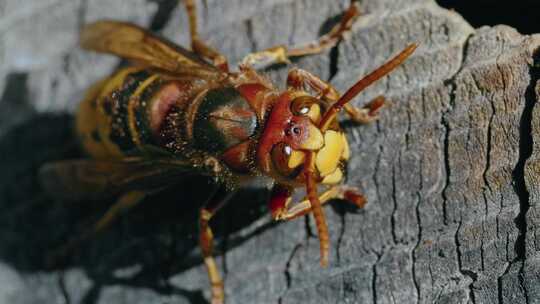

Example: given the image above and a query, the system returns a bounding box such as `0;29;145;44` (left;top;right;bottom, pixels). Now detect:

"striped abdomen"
76;67;258;171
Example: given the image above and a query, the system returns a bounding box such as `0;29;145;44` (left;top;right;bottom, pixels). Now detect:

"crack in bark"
482;73;496;196
58;271;71;304
371;252;382;304
440;32;479;302
278;243;303;304
441;33;473;226
405;107;412;150
511;45;540;304
372;144;383;212
478;57;499;275
390;162;399;244
411;198;422;304
411;153;424;304
463;270;478;304
454;219;478;304
441;89;452;227
497;261;512;304
519;264;530;304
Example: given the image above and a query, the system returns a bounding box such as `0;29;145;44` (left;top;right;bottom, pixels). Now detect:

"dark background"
437;0;540;34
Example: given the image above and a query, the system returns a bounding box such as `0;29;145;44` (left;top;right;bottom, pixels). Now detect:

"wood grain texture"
1;0;540;303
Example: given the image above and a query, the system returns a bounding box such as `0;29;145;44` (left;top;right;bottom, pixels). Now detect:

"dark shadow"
0;113;273;304
0;72;34;132
147;0;180;31
437;0;540;35
318;6;347;37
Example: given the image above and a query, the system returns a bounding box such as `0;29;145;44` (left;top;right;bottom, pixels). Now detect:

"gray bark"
1;0;540;303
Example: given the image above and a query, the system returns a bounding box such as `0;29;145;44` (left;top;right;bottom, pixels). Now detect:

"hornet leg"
239;3;360;69
268;184;365;266
268;184;366;221
184;0;229;72
199;187;235;304
287;68;385;124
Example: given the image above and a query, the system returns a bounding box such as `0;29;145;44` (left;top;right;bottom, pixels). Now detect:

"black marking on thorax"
192;87;258;154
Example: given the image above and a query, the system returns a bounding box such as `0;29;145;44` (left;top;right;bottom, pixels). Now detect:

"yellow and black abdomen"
76;67;259;172
76;67;161;159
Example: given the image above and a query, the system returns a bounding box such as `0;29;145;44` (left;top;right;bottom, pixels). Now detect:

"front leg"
269;184;366;221
268;183;366;266
287;68;385;124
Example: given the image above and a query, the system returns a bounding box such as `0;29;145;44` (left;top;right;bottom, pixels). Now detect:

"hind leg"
268;184;366;221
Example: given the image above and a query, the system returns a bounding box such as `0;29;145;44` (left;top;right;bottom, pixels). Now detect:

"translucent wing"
39;158;210;202
80;20;222;78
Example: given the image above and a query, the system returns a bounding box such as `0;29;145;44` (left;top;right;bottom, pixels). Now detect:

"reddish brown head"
257;92;324;181
258;44;418;182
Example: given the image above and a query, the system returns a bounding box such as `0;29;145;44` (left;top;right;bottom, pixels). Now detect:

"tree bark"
1;0;539;303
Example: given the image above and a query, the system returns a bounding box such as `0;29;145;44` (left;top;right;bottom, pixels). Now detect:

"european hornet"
39;1;416;303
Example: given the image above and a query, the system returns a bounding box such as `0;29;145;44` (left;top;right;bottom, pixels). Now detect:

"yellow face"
268;95;350;186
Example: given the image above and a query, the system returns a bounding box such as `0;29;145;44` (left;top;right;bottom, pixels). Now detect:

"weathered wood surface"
1;0;540;303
